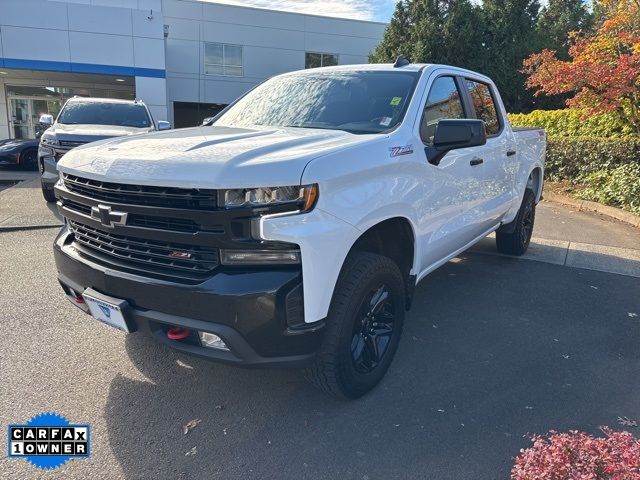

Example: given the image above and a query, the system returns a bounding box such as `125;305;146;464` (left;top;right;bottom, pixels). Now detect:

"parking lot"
1;179;639;479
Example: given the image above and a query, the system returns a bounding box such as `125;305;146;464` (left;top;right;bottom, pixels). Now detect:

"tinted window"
305;52;339;69
421;76;465;143
58;102;151;128
214;71;420;134
465;80;500;135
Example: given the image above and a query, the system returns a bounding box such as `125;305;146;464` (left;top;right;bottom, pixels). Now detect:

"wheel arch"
347;216;417;309
528;166;543;203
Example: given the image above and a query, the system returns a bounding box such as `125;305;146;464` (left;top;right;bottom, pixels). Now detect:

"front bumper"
38;147;58;186
54;227;325;368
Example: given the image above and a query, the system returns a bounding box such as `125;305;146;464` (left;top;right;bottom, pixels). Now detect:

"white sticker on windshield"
380;117;392;126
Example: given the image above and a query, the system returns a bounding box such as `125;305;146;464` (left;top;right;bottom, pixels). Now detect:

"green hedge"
578;163;640;214
509;110;634;138
545;137;640;181
545;137;640;214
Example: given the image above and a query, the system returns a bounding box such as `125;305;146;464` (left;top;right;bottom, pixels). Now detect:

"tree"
480;0;541;112
523;0;640;134
536;0;594;59
369;0;485;72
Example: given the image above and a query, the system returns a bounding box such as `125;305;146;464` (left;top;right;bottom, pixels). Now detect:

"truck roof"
297;63;430;74
66;97;144;105
286;63;493;82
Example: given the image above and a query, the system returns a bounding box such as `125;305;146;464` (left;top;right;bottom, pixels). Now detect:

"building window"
305;52;339;69
205;43;243;76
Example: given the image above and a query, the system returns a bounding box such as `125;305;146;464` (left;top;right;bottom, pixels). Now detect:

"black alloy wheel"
351;284;396;374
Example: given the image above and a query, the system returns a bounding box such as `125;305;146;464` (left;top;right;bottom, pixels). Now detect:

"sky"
201;0;397;22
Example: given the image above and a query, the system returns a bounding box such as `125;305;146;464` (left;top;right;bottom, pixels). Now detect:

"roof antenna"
393;55;410;68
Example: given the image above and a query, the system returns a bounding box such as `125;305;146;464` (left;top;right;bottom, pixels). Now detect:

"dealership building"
0;0;385;139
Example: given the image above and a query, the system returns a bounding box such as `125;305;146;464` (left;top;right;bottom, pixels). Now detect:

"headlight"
40;134;59;146
223;184;318;212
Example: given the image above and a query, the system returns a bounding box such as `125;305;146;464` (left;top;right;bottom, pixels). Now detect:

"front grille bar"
69;221;218;274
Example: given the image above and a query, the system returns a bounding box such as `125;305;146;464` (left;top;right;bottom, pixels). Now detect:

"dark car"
0;138;39;170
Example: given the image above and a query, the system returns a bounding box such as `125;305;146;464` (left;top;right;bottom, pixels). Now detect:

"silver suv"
38;97;169;202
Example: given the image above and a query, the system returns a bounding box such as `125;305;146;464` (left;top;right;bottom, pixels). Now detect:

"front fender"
259;208;362;323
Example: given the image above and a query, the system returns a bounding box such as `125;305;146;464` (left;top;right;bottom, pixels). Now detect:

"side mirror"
157;120;171;131
424;119;486;166
39;114;54;126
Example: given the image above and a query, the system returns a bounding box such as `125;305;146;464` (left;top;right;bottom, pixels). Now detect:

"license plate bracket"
82;288;131;333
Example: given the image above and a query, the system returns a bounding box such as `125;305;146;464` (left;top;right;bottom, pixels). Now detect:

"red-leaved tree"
512;427;640;479
523;0;640;134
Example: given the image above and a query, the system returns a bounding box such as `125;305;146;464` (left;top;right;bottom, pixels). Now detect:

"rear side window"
421;76;466;143
465;80;500;136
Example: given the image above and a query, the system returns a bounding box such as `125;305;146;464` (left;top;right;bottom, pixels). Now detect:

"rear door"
461;77;516;230
413;73;490;271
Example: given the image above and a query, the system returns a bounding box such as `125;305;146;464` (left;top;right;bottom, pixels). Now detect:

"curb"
543;192;640;228
0;224;63;233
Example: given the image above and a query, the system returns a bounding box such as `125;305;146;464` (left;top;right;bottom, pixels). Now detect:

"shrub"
578;163;640;214
545;137;640;182
508;110;634;138
511;427;640;480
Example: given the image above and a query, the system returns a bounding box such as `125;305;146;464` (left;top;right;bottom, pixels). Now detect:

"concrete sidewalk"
0;174;63;229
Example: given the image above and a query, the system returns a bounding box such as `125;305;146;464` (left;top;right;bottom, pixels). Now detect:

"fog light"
199;332;229;351
220;249;301;265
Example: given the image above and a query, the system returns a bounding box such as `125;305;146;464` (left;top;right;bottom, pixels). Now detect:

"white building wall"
0;0;168;135
162;0;386;106
0;0;385;134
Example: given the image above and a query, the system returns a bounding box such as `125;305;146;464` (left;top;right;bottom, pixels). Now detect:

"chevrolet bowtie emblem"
91;204;128;228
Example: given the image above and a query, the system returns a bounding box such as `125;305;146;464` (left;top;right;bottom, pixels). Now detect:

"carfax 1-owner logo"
8;412;90;470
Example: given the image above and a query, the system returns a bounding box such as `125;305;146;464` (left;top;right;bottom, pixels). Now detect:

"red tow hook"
167;326;190;341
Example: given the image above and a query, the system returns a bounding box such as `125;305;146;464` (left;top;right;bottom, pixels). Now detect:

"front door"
414;74;488;272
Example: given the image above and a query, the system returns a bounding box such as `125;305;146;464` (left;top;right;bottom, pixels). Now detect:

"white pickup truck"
53;60;545;398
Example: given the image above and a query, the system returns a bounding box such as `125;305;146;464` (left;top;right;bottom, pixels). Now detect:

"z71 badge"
389;145;414;157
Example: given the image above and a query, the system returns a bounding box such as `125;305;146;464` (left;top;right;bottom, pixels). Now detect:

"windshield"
58;102;152;128
214;71;420;134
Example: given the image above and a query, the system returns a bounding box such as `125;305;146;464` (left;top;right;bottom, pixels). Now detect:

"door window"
465;80;500;136
421;76;465;143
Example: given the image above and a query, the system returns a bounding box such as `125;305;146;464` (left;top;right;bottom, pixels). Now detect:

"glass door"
9;98;32;139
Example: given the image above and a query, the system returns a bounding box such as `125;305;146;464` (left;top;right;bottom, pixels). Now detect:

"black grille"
63;174;217;210
61;199;201;234
54;141;87;160
69;220;219;274
127;214;200;233
59;140;87;148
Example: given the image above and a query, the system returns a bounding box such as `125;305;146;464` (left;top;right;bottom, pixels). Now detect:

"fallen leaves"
183;418;201;435
618;416;638;427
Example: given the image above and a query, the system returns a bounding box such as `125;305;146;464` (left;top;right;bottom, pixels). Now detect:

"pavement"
0;171;63;229
0;178;639;480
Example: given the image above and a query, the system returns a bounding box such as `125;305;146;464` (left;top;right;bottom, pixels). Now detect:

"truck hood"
51;123;153;142
57;125;378;188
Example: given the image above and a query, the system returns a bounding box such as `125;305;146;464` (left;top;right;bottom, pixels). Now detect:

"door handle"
506;150;517;157
470;158;484;166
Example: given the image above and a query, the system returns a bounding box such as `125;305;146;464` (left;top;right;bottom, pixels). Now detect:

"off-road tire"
496;188;536;256
41;181;56;203
304;251;405;399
